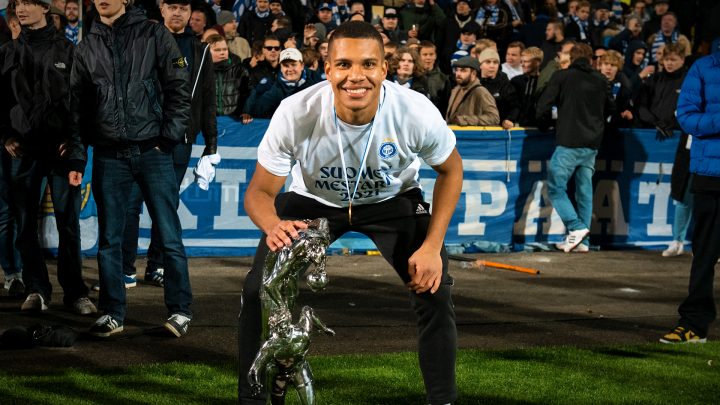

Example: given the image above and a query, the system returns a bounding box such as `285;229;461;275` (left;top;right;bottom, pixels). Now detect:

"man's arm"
535;70;561;122
407;148;463;294
155;26;191;147
200;44;218;155
66;47;90;186
244;163;308;251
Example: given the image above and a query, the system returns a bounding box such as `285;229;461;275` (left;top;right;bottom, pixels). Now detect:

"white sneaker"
555;241;590;253
21;293;48;311
662;241;684;257
558;228;590;253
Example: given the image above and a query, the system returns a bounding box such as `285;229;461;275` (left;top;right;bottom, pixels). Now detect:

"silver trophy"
250;218;333;404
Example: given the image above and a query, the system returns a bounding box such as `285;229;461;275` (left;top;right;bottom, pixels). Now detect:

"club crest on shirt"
378;140;398;159
172;57;188;69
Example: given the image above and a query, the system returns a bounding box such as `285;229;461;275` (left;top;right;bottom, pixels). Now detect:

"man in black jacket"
1;0;95;314
120;0;218;289
66;0;193;338
237;0;273;46
535;43;614;253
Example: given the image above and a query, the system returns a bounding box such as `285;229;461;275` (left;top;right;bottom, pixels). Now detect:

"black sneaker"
89;315;124;337
659;326;707;344
164;313;191;337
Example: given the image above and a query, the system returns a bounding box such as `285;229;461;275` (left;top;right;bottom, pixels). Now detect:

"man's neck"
68;21;79;28
481;72;496;79
335;100;379;126
396;73;411;81
507;62;520;69
100;7;127;27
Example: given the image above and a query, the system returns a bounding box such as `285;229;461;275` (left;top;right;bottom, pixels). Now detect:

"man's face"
456;2;470;16
223;20;238;38
663;53;684;73
654;3;669;16
210;40;229;63
256;0;269;12
480;59;499;78
15;0;48;27
632;48;645;65
628;18;641;37
459;31;476;45
505;46;521;67
318;42;328;60
634;1;645;15
318;9;332;23
65;1;79;23
419;46;436;70
95;0;126;20
413;0;425;6
190;10;206;35
600;62;618;81
559;52;571;69
593;48;606;69
661;14;676;34
382;16;398;30
545;24;556;41
396;52;414;77
577;6;590;21
270;2;282;14
485;0;497;5
281;60;303;81
263;39;281;62
454;66;476;86
324;38;387;120
161;3;191;33
521;55;539;74
568;1;579;15
350;3;364;15
595;8;609;22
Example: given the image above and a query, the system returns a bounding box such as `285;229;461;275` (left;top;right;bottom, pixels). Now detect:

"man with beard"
541;19;564;69
63;0;79;44
446;56;499;126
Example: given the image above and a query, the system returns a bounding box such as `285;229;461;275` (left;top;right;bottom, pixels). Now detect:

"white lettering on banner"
513;180;565;236
213;168;256;229
458;180;508;235
591;180;629;235
637;181;672;235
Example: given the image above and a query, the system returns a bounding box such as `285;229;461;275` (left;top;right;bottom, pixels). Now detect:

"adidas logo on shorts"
415;204;428;215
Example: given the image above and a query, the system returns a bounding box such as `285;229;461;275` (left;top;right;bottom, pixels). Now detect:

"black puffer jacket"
536;58;615;149
636;66;688;130
481;74;520;124
0;24;73;159
214;53;250;117
67;7;190;171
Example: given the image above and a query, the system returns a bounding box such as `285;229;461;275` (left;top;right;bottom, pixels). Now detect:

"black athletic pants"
237;190;457;405
678;192;720;336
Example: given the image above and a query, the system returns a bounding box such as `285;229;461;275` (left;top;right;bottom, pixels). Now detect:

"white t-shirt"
257;80;456;208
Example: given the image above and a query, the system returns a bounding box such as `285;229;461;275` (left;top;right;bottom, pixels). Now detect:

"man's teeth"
346;89;366;94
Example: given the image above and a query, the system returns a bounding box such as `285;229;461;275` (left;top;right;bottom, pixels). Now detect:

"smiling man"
238;21;462;405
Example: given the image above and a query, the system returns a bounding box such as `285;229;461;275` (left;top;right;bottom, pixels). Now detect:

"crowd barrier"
39;117;681;256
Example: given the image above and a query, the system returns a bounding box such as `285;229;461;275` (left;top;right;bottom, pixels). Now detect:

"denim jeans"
672;179;694;242
547;146;598;241
122;143;193;276
0;151;21;278
92;145;192;321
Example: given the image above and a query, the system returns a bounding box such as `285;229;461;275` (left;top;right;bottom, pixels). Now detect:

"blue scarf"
651;29;679;63
65;24;79;45
393;75;413;88
332;4;350;27
475;5;500;26
456;39;473;51
256;9;270;18
572;15;588;41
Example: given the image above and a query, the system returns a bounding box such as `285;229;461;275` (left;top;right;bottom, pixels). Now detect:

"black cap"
460;21;480;36
384;7;398;18
593;2;610;11
318;2;332;11
164;0;191;5
453;56;480;71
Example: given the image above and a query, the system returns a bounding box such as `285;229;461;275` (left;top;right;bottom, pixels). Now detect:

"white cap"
279;48;303;63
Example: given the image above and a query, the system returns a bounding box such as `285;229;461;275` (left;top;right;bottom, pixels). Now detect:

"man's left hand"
406;245;442;294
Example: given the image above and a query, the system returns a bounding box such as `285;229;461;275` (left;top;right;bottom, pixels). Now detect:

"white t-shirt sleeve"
257;101;296;176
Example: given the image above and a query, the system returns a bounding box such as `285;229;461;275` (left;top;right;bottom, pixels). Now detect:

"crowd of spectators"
3;0;717;134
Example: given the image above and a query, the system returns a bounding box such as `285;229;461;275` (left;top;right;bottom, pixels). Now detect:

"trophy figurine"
250;218;333;404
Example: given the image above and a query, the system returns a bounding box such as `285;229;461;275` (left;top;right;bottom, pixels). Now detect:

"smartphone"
411;24;417;31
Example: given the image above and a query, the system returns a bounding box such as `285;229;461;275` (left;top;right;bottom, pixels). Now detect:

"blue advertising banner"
39;118;681;256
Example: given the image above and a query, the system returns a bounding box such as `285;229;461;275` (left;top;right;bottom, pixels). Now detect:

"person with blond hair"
511;46;544;126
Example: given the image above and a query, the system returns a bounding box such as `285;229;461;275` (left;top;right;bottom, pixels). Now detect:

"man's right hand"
266;220;309;252
68;171;83;186
4;137;22;158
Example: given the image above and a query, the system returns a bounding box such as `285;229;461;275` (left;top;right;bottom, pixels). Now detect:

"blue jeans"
122;143;193;276
92;146;192;321
672;179;694;242
547;146;597;242
0;151;21;278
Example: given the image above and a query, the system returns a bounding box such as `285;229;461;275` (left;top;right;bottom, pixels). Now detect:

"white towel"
194;153;221;190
